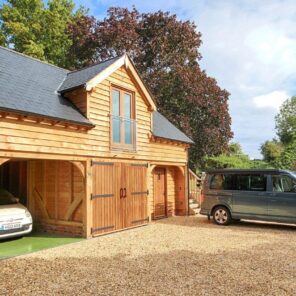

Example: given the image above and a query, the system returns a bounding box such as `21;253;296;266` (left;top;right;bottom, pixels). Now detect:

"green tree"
260;139;283;163
0;0;84;67
0;26;6;46
204;154;251;170
275;96;296;145
42;0;78;67
204;142;271;170
228;142;244;155
0;0;45;59
273;140;296;170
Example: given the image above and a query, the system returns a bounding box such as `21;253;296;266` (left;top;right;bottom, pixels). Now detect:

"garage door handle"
123;188;127;198
120;188;123;198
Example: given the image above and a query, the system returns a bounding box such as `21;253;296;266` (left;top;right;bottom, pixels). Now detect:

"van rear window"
210;174;235;190
209;174;266;191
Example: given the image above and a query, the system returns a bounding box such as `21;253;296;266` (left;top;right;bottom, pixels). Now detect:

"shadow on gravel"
156;216;296;232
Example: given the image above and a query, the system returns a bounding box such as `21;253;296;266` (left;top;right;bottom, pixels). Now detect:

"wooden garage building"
0;47;193;238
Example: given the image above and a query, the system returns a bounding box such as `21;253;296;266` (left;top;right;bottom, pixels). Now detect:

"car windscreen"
0;189;17;205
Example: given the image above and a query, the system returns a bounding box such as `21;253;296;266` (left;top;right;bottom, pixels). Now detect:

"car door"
232;174;268;218
267;174;296;222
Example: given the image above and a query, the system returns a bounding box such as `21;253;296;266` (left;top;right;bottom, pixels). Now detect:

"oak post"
84;159;93;238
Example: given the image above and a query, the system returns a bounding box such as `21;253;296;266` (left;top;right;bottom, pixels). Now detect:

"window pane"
112;117;120;143
250;175;266;191
237;175;266;191
223;174;236;190
237;175;250;191
210;174;235;190
273;175;296;192
124;93;131;119
124;120;132;144
210;174;224;190
112;90;120;116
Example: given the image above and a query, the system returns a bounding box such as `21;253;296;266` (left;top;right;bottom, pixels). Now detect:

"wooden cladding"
153;168;167;218
29;160;84;225
0;66;188;163
91;162;148;236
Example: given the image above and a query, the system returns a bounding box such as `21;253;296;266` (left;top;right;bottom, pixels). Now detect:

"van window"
210;174;235;190
237;175;266;191
272;175;296;192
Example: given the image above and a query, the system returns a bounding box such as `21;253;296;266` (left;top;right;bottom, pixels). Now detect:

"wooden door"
120;163;148;228
92;162;120;236
153;168;167;218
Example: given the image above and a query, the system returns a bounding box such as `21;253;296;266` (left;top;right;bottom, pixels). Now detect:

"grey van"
200;169;296;225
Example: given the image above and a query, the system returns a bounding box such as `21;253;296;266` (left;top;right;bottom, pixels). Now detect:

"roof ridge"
67;55;123;75
0;46;69;72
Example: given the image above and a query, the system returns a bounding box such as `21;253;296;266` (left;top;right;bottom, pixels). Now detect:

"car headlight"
25;210;31;219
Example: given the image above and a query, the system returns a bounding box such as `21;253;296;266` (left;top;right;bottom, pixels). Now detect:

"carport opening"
0;160;85;237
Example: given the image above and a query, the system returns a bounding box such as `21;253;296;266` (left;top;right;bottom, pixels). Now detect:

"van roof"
206;169;292;174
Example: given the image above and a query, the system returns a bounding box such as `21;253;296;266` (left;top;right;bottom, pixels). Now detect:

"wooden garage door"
92;162;147;236
120;163;148;228
91;162;120;236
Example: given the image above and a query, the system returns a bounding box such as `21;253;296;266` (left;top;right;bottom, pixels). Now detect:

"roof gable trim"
85;54;156;111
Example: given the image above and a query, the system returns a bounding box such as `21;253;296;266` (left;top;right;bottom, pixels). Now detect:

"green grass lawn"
0;233;82;260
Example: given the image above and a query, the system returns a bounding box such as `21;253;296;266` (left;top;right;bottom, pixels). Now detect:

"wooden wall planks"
0;66;188;164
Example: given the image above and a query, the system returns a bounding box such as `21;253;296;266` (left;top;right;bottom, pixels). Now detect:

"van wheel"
213;206;232;225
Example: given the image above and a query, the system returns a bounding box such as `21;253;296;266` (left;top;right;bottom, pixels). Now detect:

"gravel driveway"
1;216;296;296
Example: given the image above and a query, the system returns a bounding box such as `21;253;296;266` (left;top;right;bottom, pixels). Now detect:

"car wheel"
213;206;232;225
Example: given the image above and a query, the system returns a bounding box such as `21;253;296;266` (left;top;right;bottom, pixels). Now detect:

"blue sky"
3;0;296;158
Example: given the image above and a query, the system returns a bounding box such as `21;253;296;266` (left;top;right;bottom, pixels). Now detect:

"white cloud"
253;91;289;110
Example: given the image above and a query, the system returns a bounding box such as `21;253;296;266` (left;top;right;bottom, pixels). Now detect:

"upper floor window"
111;86;136;150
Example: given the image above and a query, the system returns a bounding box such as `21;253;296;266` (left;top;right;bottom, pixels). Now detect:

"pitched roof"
152;111;194;144
0;46;93;127
0;47;193;144
58;56;122;93
59;54;157;111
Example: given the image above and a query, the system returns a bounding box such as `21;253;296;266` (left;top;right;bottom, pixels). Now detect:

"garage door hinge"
91;161;114;166
131;217;149;224
91;193;114;200
91;225;114;235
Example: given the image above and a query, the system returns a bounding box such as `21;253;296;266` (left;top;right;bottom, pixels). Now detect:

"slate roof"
0;46;193;144
0;46;94;127
59;56;122;93
152;112;193;144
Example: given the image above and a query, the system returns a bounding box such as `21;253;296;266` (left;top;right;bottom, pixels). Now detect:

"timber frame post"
84;159;93;238
147;164;157;222
184;165;189;216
